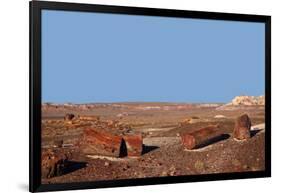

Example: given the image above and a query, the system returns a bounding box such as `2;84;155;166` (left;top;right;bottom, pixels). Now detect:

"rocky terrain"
41;96;265;184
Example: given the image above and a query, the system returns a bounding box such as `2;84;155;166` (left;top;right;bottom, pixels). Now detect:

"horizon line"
42;94;265;105
42;101;227;105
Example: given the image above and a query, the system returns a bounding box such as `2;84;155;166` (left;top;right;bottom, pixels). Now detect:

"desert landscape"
41;95;265;184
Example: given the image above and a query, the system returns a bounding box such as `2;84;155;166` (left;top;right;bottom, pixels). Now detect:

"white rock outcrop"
229;95;265;106
216;95;265;110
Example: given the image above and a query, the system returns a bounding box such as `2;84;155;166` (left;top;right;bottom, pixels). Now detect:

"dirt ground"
41;103;265;184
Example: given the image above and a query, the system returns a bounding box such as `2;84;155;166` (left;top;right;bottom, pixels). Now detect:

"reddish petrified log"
180;125;224;150
123;134;143;157
233;114;251;140
41;149;69;178
80;128;123;157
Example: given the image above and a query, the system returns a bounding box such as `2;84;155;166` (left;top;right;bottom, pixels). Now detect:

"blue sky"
42;10;265;103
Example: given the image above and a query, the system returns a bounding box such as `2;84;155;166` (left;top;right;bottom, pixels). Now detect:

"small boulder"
53;139;63;148
104;161;110;167
179;116;201;126
64;113;75;121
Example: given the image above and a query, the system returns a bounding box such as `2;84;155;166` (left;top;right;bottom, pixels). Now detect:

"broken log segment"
123;134;143;157
180;125;226;150
80;128;124;157
41;149;70;178
80;125;144;158
233;114;251;140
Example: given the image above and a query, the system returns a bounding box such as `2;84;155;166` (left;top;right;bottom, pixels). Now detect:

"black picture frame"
30;1;271;192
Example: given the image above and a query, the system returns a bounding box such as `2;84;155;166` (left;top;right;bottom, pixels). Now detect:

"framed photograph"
30;1;271;192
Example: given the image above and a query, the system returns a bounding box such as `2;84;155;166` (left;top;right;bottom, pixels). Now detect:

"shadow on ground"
142;145;159;155
195;134;231;149
63;160;87;175
250;129;263;137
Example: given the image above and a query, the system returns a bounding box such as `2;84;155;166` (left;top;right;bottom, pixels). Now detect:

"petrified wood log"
180;125;224;150
123;134;143;157
41;149;69;178
233;114;251;140
80;128;124;157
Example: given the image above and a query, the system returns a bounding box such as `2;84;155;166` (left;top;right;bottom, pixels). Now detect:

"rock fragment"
64;113;75;121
